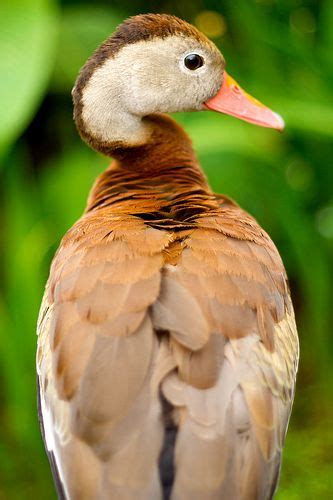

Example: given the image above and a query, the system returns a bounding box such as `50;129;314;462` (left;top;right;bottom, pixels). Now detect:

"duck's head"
73;14;284;152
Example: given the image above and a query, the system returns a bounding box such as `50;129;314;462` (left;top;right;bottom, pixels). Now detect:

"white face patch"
79;35;225;146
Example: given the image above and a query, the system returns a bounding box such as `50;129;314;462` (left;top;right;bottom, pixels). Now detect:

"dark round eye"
184;53;204;70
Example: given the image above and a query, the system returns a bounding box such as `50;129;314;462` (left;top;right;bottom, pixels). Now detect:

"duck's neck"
111;114;202;171
84;114;216;215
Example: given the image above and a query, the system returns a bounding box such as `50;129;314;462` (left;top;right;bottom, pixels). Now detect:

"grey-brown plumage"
37;13;299;500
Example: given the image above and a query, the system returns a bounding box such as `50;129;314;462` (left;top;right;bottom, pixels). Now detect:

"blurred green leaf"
275;98;333;138
176;112;285;160
39;144;108;234
276;423;333;499
51;5;123;92
0;146;56;497
0;0;58;160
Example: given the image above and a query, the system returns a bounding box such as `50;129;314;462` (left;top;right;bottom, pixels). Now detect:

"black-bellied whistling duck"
37;13;299;500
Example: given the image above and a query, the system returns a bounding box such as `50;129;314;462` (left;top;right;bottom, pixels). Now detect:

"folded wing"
153;204;299;500
37;210;173;500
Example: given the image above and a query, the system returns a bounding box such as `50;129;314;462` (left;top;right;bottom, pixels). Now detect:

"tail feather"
161;335;293;500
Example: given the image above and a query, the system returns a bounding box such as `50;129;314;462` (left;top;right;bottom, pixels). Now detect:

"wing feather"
154;207;299;500
37;212;172;499
37;200;298;499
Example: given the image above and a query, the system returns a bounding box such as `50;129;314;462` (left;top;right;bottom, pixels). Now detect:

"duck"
36;13;299;500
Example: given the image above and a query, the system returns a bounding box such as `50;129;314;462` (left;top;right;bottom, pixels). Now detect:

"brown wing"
37;209;174;499
37;200;298;500
152;203;299;500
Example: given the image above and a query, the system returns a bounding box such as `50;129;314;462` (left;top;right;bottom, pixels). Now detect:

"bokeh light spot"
195;10;227;38
285;158;314;191
316;206;333;239
290;7;316;34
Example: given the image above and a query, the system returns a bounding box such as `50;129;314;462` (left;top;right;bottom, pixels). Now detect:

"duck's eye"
184;54;204;70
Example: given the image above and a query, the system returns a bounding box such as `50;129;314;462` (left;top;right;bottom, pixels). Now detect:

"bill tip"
273;111;285;131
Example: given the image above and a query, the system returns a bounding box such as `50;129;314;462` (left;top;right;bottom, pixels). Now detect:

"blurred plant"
0;0;332;498
0;0;59;159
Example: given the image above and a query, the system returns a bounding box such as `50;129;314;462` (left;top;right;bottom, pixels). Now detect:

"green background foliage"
0;0;332;497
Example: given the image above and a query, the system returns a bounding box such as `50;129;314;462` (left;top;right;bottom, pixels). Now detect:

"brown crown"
73;14;206;104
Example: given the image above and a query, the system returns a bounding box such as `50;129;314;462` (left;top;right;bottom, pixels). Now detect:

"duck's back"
37;166;298;499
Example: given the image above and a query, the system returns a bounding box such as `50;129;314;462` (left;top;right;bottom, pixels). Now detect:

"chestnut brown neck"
111;114;199;170
85;114;218;221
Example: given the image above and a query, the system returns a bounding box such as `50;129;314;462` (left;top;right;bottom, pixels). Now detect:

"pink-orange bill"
204;72;284;131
